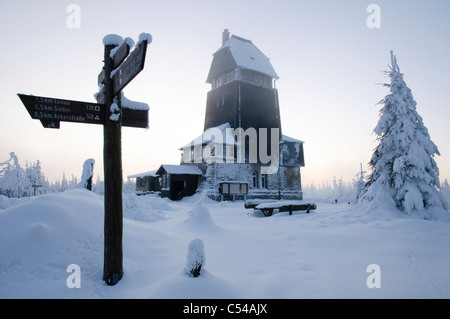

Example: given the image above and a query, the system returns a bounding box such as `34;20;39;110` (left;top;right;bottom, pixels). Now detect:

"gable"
206;35;278;83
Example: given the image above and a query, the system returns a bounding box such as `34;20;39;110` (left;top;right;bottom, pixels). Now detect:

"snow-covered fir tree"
353;163;367;202
0;153;50;197
24;160;49;196
363;51;449;218
60;172;69;192
441;179;450;203
0;152;24;198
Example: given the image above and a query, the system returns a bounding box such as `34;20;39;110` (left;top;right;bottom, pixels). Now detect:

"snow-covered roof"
129;165;203;178
281;135;304;144
157;165;202;176
227;36;278;78
206;34;279;83
179;122;236;150
128;170;158;178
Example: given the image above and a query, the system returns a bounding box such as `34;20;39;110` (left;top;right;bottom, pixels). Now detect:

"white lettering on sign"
53;113;85;122
86;104;101;112
34;112;53;119
34;104;53;111
53;106;72;113
54;99;71;106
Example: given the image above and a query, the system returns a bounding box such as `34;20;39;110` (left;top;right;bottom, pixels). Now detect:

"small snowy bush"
185;239;205;277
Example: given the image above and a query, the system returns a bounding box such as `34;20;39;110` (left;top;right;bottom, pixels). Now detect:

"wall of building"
194;161;302;201
204;81;281;133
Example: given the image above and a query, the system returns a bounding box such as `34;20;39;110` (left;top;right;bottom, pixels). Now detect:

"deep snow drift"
1;189;450;298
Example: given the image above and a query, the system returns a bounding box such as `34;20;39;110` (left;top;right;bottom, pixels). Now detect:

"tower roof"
206;31;279;83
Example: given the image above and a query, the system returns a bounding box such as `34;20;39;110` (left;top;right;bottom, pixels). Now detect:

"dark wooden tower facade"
204;30;282;159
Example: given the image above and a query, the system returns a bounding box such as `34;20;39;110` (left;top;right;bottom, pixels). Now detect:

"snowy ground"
1;189;450;299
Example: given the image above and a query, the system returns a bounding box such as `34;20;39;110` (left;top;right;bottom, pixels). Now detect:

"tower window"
261;174;268;189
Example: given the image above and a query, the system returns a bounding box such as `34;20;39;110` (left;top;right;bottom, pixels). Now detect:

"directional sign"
18;94;105;128
40;119;60;129
97;41;131;86
122;107;148;128
19;93;148;129
112;41;131;69
112;40;148;96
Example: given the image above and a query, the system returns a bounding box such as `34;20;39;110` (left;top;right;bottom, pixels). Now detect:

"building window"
261;174;268;189
219;182;248;195
230;183;240;194
229;71;234;82
137;178;145;188
222;183;229;194
253;172;258;188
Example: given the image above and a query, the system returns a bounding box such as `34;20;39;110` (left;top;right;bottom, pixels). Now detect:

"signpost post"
18;33;151;286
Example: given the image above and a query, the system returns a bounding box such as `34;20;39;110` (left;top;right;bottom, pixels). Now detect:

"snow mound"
0;194;9;210
182;203;220;231
148;197;174;211
123;193;168;222
0;189;104;298
363;183;450;222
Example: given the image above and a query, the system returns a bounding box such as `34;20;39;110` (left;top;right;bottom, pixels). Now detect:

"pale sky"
1;0;449;187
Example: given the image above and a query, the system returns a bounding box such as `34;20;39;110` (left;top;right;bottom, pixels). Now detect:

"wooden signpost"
18;33;151;286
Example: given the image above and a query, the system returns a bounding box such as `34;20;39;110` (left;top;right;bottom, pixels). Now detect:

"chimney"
222;29;230;46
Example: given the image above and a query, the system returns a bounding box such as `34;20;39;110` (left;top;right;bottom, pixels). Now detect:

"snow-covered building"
181;30;305;201
130;30;305;201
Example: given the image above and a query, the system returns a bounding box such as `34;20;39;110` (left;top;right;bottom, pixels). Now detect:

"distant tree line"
303;172;450;205
0;152;49;198
0;152;136;198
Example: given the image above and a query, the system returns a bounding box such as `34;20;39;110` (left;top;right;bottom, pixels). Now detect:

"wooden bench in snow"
245;200;317;217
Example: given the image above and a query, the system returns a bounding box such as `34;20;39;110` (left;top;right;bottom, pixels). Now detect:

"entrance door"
170;180;184;200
